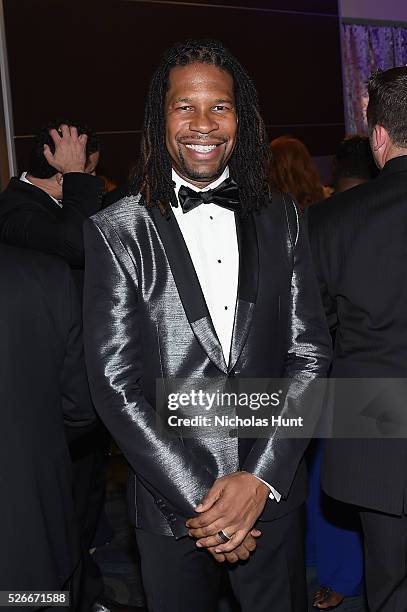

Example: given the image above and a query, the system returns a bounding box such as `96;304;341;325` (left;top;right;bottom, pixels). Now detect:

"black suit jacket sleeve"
243;203;332;497
0;173;104;267
306;208;338;333
60;263;96;427
83;218;215;517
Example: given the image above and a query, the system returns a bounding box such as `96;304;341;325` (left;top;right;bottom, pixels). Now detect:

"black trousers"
360;509;407;612
136;506;307;612
69;422;110;611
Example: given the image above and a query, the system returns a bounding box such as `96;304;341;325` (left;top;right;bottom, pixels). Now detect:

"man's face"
165;63;238;187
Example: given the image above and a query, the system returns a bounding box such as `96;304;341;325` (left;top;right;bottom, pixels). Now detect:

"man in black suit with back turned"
308;67;407;612
0;122;108;612
0;244;94;610
84;39;332;612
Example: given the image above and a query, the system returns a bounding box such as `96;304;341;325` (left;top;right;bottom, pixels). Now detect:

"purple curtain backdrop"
343;23;407;134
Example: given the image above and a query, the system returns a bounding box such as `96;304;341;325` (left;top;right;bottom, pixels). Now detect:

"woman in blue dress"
306;441;364;609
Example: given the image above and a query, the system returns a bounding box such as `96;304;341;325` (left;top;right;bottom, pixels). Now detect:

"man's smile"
179;141;226;160
185;144;217;152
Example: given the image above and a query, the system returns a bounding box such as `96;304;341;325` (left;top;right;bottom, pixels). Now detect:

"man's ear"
371;124;387;152
55;172;63;187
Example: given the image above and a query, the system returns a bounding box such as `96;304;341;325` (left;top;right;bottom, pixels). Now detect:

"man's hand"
207;529;261;563
186;471;269;553
43;124;87;174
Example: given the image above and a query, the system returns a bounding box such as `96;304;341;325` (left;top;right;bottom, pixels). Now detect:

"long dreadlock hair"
132;39;271;214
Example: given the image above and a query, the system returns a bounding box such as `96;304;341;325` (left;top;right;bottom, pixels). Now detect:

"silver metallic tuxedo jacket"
83;191;331;537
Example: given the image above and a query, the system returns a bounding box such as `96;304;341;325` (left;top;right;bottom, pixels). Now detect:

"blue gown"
306;441;364;596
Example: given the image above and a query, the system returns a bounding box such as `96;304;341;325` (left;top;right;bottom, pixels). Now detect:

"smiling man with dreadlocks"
83;40;331;611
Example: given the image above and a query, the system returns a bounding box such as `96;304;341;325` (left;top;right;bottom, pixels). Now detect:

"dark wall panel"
5;0;343;184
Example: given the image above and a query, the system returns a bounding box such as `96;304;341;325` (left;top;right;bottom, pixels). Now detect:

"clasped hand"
186;471;269;563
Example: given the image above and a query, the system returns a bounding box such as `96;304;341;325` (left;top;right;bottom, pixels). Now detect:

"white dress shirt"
171;167;281;502
20;172;62;208
172;167;237;362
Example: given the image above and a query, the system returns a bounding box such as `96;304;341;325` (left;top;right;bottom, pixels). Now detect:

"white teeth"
185;144;217;152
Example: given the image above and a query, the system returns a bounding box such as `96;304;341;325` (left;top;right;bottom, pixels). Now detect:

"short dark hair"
28;119;99;179
367;67;407;147
133;39;270;214
333;135;378;186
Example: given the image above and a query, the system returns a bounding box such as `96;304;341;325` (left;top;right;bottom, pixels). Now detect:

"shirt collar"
20;172;63;208
172;166;229;197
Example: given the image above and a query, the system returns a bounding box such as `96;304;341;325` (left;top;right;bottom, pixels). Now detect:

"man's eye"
178;106;192;111
213;105;227;111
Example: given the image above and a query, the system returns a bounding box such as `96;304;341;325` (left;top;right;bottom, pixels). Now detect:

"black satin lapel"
228;213;259;371
150;205;228;374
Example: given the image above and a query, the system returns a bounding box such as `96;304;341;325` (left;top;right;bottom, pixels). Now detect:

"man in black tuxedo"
308;66;407;611
0;244;94;608
0;122;108;611
84;39;331;612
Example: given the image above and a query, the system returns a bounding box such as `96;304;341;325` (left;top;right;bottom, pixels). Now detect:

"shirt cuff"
252;475;282;502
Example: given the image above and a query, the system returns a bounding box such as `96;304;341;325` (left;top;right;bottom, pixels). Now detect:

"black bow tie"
177;178;239;214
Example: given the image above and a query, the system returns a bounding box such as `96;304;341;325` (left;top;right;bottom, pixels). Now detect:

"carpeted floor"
93;456;146;610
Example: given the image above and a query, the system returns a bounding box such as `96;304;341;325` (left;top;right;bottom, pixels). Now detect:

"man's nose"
189;110;218;134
